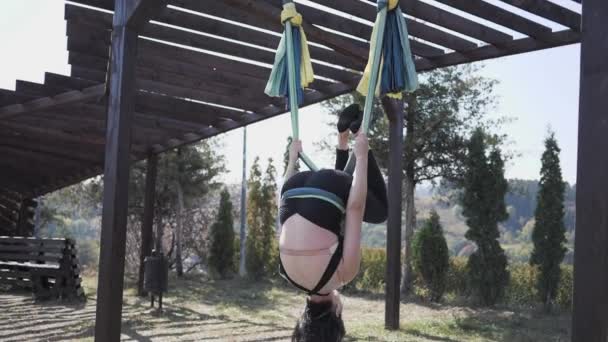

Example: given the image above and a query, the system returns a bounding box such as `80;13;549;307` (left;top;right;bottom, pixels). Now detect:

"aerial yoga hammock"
265;0;417;338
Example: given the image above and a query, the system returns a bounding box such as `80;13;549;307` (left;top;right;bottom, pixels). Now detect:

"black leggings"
335;149;388;224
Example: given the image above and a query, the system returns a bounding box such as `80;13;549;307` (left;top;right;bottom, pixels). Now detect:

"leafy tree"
461;129;509;306
530;131;567;309
412;210;449;301
208;188;236;278
323;65;503;294
80;139;225;275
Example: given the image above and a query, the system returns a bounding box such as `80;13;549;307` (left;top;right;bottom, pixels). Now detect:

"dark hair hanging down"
292;300;346;342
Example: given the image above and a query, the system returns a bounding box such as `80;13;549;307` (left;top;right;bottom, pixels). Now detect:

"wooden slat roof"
0;0;581;209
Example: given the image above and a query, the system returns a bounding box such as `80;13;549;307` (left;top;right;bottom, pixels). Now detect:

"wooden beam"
67;49;281;109
0;121;106;147
138;153;157;297
0;137;104;164
95;0;138;339
434;0;553;40
0;84;105;119
0;89;36;106
201;0;440;60
176;0;370;61
65;5;360;82
398;0;513;46
65;21;337;90
155;7;365;69
417;29;580;72
118;0;168;31
0;145;94;170
572;0;608;340
283;0;477;52
498;0;581;31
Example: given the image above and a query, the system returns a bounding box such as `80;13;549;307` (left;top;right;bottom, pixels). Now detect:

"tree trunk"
33;198;41;238
175;181;184;277
155;214;163;253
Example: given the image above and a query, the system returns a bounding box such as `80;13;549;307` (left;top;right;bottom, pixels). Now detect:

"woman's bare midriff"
279;214;343;293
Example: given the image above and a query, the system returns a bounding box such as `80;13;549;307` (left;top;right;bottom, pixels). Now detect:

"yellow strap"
356;9;403;100
281;3;314;88
281;3;303;26
299;27;314;88
388;0;399;11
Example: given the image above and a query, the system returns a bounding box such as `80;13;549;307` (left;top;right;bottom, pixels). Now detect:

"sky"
0;0;581;185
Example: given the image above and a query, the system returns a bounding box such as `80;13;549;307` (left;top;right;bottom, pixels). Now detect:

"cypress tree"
246;157;265;279
262;159;279;276
461;129;509;306
208;188;235;278
530;132;567;309
412;210;450;302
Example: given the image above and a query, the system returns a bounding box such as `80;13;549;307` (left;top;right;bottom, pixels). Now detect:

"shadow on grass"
401;307;570;342
167;274;297;312
0;289;294;342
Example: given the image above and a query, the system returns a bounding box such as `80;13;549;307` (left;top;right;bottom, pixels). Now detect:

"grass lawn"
0;273;570;341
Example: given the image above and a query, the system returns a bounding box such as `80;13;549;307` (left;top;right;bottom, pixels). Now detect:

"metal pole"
239;126;247;277
383;97;403;330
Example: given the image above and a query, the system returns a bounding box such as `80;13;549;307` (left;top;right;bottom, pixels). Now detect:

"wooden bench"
0;236;85;301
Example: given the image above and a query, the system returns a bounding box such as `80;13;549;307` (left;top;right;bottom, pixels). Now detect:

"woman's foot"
337;104;363;134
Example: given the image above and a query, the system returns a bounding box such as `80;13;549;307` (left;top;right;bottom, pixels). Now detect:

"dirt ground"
0;275;571;342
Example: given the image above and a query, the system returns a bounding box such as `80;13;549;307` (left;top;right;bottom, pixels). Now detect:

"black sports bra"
279;170;352;296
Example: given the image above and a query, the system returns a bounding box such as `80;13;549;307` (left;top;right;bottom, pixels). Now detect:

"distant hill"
360;179;576;263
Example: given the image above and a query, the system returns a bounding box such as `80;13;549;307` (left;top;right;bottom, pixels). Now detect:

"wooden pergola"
0;0;604;341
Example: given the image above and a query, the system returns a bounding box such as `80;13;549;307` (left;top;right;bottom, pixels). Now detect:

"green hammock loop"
344;6;388;174
285;17;318;171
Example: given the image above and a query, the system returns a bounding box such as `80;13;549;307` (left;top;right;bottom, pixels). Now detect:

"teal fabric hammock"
265;0;418;173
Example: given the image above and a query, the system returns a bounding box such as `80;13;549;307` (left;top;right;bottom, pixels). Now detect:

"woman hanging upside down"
279;104;388;342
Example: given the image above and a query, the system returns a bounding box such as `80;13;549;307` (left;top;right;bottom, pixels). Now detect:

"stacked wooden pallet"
0;236;85;301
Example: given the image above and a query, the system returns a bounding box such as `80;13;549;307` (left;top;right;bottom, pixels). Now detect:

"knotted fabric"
356;0;418;99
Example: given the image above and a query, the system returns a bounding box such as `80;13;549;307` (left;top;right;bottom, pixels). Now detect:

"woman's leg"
363;151;388;224
335;148;349;170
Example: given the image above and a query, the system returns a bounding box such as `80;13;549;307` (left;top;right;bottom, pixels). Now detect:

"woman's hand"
289;139;303;162
353;133;369;159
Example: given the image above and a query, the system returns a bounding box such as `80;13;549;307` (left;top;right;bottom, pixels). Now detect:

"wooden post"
572;0;608;341
382;97;404;330
138;153;157;297
94;1;138;340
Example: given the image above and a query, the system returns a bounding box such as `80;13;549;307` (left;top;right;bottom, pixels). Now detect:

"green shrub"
76;239;99;270
505;263;539;307
502;263;572;310
412;211;450;302
445;257;469;297
556;264;573;310
355;248;386;292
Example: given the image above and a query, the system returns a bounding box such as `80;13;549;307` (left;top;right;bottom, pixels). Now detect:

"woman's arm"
284;139;302;180
339;133;369;283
